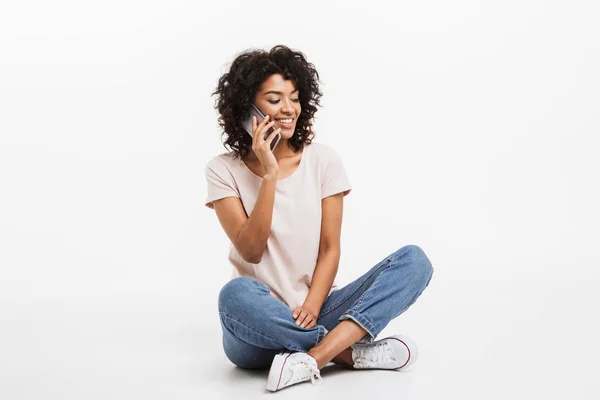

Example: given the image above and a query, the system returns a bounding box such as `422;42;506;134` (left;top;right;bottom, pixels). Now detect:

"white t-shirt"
204;141;352;309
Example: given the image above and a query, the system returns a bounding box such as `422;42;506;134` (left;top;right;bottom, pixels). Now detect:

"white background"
1;0;599;399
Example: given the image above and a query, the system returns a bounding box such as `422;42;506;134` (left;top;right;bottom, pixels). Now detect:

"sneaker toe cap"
390;335;418;369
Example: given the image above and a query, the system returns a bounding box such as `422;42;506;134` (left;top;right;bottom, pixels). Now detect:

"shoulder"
307;142;345;166
205;152;241;183
308;141;332;153
307;141;340;160
205;151;236;171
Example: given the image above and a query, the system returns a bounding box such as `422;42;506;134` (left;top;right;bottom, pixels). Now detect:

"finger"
251;116;260;146
265;127;281;145
301;315;313;328
258;114;270;128
306;320;316;329
295;310;306;325
252;115;269;143
296;310;309;326
259;121;276;141
292;307;301;319
293;308;305;321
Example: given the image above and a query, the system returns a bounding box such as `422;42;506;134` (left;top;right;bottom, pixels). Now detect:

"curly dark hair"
211;45;323;160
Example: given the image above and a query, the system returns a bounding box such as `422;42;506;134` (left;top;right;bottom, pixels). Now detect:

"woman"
205;45;434;392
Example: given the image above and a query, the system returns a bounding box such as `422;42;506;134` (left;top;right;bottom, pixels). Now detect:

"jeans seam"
319;257;392;317
395;264;434;316
349;257;392;312
315;326;325;346
336;258;394;341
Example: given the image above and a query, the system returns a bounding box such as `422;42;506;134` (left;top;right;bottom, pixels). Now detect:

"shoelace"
354;341;395;368
289;359;323;385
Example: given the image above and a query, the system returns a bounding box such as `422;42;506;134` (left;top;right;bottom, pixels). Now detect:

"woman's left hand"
291;306;318;328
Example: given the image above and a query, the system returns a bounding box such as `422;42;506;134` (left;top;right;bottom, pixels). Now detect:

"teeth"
276;119;293;123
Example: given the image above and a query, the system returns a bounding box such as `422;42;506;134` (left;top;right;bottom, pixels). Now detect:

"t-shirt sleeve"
321;146;352;199
204;157;240;209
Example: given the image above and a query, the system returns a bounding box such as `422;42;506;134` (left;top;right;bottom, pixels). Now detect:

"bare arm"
211;171;278;264
234;171;278;263
210;115;281;264
302;192;344;315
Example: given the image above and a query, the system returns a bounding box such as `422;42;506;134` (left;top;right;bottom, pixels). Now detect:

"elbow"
248;256;262;264
244;254;262;264
241;247;263;264
235;235;264;264
244;255;262;264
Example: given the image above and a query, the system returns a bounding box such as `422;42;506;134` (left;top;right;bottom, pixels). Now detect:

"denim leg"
220;321;281;369
317;245;434;343
218;276;328;368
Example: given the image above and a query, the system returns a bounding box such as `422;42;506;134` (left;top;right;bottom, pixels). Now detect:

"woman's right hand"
251;115;281;176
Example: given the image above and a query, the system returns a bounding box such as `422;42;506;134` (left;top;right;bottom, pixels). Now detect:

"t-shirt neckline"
241;144;308;183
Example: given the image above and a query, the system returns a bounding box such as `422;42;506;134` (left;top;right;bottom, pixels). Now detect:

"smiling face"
253;74;301;140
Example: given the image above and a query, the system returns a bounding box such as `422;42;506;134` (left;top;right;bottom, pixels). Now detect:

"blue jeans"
217;244;434;369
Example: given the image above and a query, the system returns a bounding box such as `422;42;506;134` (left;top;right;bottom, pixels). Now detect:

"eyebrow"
263;89;299;96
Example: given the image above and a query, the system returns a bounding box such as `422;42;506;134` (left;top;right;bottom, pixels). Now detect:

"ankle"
307;349;327;370
331;347;354;367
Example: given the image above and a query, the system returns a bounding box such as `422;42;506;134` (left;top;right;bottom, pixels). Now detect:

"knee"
218;277;267;313
223;344;274;369
400;244;434;286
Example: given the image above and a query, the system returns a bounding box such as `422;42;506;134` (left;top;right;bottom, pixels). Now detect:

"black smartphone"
242;103;281;151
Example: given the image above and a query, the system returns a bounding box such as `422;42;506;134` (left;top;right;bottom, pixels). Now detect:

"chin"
281;130;295;139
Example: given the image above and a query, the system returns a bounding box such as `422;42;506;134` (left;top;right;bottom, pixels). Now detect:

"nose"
280;99;295;114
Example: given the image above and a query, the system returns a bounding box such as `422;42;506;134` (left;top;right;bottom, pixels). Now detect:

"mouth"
275;118;295;128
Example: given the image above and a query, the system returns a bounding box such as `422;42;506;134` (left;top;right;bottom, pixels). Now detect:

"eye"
268;98;300;104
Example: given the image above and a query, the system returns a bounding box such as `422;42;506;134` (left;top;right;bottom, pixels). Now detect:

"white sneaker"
351;334;418;370
266;351;323;392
